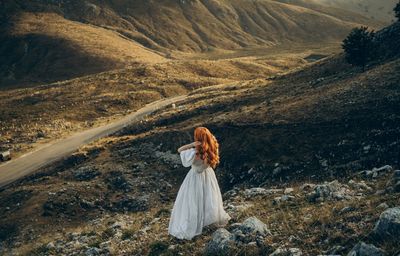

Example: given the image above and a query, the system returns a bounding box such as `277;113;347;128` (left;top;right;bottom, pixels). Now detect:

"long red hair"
194;127;220;169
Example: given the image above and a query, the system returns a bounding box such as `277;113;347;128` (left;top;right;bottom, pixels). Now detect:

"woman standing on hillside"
168;127;231;240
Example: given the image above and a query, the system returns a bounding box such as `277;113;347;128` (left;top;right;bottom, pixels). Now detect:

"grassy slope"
0;54;307;157
0;12;165;88
0;51;399;255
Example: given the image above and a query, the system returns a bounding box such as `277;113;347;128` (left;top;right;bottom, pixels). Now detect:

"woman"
168;127;231;240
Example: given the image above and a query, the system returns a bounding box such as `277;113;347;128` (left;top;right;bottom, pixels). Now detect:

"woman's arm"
177;142;200;153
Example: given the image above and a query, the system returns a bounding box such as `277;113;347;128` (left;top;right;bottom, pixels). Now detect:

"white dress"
168;148;231;240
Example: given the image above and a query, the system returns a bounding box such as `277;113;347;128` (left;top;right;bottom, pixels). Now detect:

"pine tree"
342;27;376;72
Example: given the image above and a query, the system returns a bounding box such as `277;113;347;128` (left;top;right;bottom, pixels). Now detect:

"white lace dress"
168;148;231;240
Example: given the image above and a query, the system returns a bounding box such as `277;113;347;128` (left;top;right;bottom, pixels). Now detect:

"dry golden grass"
11;12;166;64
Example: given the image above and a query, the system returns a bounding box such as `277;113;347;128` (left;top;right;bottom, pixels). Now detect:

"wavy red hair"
194;127;220;169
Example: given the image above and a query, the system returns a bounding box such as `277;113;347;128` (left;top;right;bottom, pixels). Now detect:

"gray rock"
340;206;356;215
243;188;283;198
348;180;372;191
373;207;400;239
372;165;393;174
300;183;316;192
234;217;271;237
271;247;302;256
72;166;100;181
85;247;101;256
284;188;294;194
204;228;236;256
346;242;384;256
307;180;353;202
376;203;389;210
111;195;149;212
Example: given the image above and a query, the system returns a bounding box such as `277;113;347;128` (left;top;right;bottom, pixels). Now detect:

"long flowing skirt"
168;167;231;240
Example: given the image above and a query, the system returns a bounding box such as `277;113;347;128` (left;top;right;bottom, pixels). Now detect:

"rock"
307;180;353;202
204;228;236;256
72;166;100;181
340;206;356;215
111;195;149;212
105;171;133;192
376;203;389;210
270;247;302;256
223;188;239;200
243;188;283;198
226;203;253;215
387;170;400;193
154;150;181;165
284;188;294;194
372;165;393;174
85;247;101;256
300;183;316;192
233;217;271;237
373;207;400;239
347;242;384;256
324;245;346;255
348;180;372;191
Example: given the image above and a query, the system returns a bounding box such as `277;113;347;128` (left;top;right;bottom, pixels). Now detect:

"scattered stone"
270;247;302;256
204;228;236;255
243;188;283;198
387;170;400;193
376;203;389;210
365;165;393;178
111;195;149;213
373;207;400;239
284;188;294;194
72;166;101;181
105;171;133;192
307;180;354;203
340;206;356;215
347;242;384;256
300;183;316;192
348;180;372;191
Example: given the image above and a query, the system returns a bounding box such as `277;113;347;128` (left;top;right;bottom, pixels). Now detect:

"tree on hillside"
395;1;400;20
342;27;376;72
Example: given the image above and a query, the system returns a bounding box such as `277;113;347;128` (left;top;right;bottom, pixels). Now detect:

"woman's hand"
192;141;201;147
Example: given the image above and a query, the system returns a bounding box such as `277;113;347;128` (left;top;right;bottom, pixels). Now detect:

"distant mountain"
0;0;384;87
317;0;398;23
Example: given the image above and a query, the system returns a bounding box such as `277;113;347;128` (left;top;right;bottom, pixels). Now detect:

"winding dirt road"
0;95;187;188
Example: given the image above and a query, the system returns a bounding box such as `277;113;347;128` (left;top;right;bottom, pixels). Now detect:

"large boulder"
234;217;271;237
204;228;236;256
373;207;400;239
347;242;384;256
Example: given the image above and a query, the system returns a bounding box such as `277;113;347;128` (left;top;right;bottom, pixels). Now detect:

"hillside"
0;22;399;255
318;0;398;23
0;0;383;88
0;12;166;88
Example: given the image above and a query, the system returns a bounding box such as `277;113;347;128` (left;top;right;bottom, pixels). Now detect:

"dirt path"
0;95;187;188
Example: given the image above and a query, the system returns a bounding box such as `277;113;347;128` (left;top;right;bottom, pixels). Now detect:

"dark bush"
342;27;376;71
